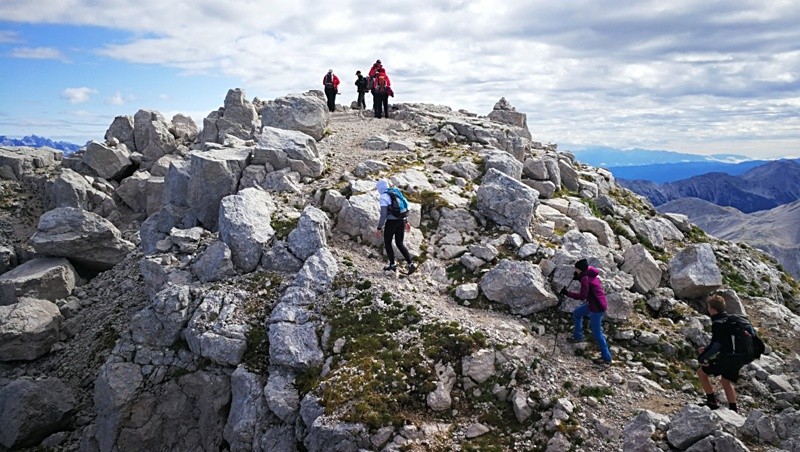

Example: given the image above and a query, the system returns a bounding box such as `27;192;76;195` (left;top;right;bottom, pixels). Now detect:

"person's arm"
698;341;722;363
566;275;590;300
376;204;388;231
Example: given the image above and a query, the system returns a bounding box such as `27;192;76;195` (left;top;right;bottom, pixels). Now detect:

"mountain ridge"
0;134;81;153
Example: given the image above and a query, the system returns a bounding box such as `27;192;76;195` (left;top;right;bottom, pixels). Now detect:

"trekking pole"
550;294;565;357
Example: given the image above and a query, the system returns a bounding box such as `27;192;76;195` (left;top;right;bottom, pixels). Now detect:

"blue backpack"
386;187;409;219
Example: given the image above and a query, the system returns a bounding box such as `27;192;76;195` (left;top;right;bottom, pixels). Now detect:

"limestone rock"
30;207;135;271
476;168;539;241
254;126;324;178
621;244;662;294
622;410;669;452
666;404;718;449
0;378;76;449
83;140;133;180
427;362;456;412
224;367;269;452
265;369;301;423
0;298;62;361
287;206;329;261
115;170;149;213
0;257;75;306
260;92;329;141
484;150;523;180
669;244;723;299
170;113;198;142
133;109;178;165
480;259;557;314
187;147;251;231
105;115;135;151
462;349;495;384
46;168;111;212
218;188;276;273
183;290;248;366
191;241;237;283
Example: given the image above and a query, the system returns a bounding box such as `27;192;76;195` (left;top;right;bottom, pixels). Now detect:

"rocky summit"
1;90;799;452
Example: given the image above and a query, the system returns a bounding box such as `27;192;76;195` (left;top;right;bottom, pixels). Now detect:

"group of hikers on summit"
324;59;394;117
371;179;764;414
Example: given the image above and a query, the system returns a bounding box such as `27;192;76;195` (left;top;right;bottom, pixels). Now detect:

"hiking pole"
551;294;565;357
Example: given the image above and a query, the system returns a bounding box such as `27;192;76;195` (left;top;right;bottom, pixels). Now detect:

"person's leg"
358;92;365;109
325;89;335;112
720;377;737;410
382;95;389;118
572;304;589;340
393;222;412;264
589;311;612;361
372;92;378;116
696;367;720;409
374;93;382;117
383;222;396;266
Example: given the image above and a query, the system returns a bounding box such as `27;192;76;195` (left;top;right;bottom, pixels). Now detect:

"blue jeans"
572;304;612;362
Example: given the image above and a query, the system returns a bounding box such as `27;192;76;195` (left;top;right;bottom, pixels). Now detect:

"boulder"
558;159;580;191
522;179;557;198
523;158;549;180
621;244;662;293
0;146;60;179
183;290;249;366
260;92;329;141
0;257;76;305
170;113;198;142
462;349;495;384
218;188;276;273
265;369;300;423
191;241;237;283
187;147;251;231
215;88;257;142
115;170;150;213
105;115;135;151
261;241;304;274
483;150;523;180
666;405;718;450
0;378;76;449
287;206;329;261
133;109;177;165
336;193;379;243
353;160;390;178
145;176;165;215
83;140;133;180
480;259;558;314
442;159;480;180
630;216;684;250
476;168;539;241
30;207;136;270
254;126;324;178
0;298;62;361
223;367;269;451
426;362;456;412
268;321;323;371
130;285;195;348
669;244;723;299
46;168;111;212
622;410;669;452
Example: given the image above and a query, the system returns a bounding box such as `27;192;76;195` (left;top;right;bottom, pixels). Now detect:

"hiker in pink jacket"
560;258;612;365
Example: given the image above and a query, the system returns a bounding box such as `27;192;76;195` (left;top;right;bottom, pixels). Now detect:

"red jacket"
373;73;391;89
368;64;383;77
323;73;340;90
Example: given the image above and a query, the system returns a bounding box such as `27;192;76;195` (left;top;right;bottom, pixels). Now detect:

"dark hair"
356;70;361;75
575;259;589;272
706;294;726;312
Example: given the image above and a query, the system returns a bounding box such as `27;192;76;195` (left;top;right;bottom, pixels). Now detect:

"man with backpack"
374;179;416;274
559;258;612;366
322;69;340;112
355;70;368;110
372;68;392;118
696;294;764;412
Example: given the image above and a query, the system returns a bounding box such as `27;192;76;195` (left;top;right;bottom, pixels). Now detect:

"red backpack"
375;75;388;94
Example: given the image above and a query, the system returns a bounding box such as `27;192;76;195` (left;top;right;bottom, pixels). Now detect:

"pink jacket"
565;266;608;312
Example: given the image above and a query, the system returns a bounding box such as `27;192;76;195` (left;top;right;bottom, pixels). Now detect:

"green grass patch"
578;384;614;399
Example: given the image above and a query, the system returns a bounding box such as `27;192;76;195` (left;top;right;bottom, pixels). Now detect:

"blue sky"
1;1;799;159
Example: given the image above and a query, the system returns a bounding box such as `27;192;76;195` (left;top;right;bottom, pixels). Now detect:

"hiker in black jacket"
696;294;744;412
355;71;368;110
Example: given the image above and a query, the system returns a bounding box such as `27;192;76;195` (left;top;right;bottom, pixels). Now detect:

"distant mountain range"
571;146;749;167
659;197;800;279
618;160;800;213
0;135;81;153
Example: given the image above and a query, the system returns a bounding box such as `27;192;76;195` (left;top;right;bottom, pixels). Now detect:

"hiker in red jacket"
368;59;383;78
322;69;340;112
372;68;392;119
560;258;612;365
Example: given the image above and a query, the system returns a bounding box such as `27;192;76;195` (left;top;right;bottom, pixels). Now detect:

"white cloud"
10;46;68;61
0;30;20;44
1;0;799;157
62;87;97;104
106;92;125;106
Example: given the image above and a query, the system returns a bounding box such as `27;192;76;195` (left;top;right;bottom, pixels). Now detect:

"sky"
1;0;799;159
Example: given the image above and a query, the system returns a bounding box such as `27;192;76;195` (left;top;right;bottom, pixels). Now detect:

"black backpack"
724;314;765;363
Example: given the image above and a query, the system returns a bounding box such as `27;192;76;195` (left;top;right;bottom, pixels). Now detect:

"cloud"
10;46;68;61
62;87;97;104
0;30;20;43
1;0;799;157
105;91;137;106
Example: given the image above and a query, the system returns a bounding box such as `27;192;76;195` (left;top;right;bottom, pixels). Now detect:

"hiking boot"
698;401;720;410
407;263;417;275
567;337;586;344
383;263;397;272
593;358;612;366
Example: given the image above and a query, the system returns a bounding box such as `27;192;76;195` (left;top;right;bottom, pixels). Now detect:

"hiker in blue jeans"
560;259;612;365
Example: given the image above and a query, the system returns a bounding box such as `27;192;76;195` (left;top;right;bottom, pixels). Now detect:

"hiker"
322;69;340;112
559;258;612;365
374;179;416;274
355;70;368;110
696;294;747;412
372;68;393;119
368;59;383;78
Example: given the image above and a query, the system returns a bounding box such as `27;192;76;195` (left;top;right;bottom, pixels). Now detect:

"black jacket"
698;312;727;363
355;76;369;93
